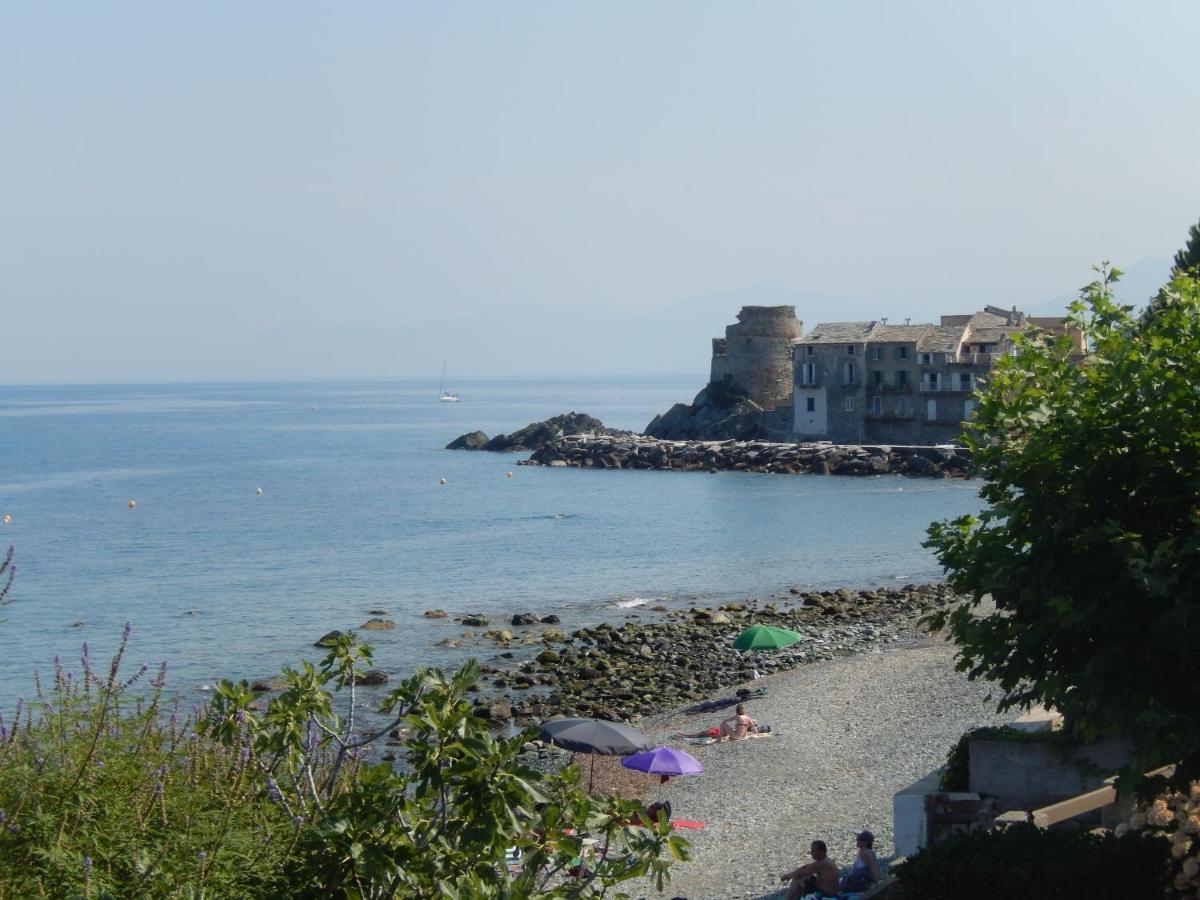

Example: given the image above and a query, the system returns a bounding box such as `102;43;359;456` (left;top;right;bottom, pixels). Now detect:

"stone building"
710;306;803;410
792;306;1078;445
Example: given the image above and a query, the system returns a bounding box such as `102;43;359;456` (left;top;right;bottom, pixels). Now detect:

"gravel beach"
612;627;1009;900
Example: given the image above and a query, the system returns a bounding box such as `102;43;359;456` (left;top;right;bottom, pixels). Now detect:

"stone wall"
710;305;802;409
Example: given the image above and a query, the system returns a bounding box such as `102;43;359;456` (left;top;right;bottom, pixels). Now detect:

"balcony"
947;352;997;366
866;382;913;394
920;381;976;393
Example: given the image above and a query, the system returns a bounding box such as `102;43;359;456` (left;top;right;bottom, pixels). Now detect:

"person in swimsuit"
780;840;840;899
838;830;882;893
718;703;756;740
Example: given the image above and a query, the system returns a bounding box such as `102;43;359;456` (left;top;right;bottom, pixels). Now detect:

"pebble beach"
589;624;1010;899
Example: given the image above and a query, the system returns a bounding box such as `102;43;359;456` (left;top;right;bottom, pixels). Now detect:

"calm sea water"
0;378;984;704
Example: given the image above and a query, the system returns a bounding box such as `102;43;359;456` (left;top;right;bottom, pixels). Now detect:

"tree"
926;265;1200;788
1174;217;1200;275
206;635;689;897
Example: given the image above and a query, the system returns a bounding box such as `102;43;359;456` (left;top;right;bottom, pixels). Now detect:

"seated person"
780;840;840;899
629;800;672;827
838;830;882;894
718;703;756;740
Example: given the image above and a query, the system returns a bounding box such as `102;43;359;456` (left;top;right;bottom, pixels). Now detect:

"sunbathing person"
718;703;756;740
780;840;840;899
838;830;882;893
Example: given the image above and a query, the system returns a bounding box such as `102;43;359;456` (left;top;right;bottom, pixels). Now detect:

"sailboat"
437;362;460;402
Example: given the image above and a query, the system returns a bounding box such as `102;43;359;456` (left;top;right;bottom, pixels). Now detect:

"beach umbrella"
540;717;653;791
621;746;704;777
731;624;803;651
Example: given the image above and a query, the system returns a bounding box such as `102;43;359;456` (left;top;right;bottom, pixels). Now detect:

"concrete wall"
969;738;1132;812
710;306;801;409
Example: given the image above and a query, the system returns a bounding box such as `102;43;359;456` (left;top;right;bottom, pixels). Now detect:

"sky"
3;2;1198;383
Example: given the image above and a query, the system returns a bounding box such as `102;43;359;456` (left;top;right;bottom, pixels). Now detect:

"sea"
0;378;985;705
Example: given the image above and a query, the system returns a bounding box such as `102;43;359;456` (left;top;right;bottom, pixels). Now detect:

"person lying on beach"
780;840;840;899
718;703;756;740
838;830;882;893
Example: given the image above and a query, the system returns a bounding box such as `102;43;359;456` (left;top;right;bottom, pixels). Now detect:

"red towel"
671;820;705;830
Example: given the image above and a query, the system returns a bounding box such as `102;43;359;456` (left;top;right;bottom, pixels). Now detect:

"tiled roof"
869;324;931;342
966;326;1019;343
795;322;879;343
917;325;967;353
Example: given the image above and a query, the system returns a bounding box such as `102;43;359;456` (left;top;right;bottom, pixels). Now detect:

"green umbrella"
731;624;803;651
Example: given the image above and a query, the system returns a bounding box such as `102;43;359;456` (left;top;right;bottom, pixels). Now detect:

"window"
843;361;855;385
959;372;972;390
896;370;908;387
871;396;882;416
872;346;882;361
919;352;933;365
926;398;937;420
799;362;816;385
897;346;908;360
963;399;976;418
806;397;815;412
847;345;855;355
897;396;910;416
923;372;939;390
806;345;814;356
872;370;883;385
844;396;855;412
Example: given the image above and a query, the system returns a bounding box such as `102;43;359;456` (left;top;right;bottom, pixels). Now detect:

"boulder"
314;630;345;647
460;615;489;627
540;614;561;624
359;618;396;630
352;669;388;686
445;430;489;450
423;609;449;618
511;613;539;626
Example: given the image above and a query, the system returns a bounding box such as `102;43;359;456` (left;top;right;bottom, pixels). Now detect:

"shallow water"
0;378;983;703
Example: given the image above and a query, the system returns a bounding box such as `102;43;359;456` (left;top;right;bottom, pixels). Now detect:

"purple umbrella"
621;746;704;777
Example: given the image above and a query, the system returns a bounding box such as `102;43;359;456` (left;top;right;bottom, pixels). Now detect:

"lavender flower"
83;857;93;873
197;850;206;861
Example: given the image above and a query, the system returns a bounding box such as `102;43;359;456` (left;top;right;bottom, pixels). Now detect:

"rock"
536;649;561;665
314;630;345;647
709;612;732;625
366;608;389;615
436;638;461;648
352;669;388;686
540;614;561;624
461;615;489;627
445;430;490;450
423;609;449;618
511;613;538;626
250;677;287;693
359;618;396;630
487;697;513;720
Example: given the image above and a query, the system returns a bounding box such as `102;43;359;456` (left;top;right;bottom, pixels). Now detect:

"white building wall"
793;388;828;437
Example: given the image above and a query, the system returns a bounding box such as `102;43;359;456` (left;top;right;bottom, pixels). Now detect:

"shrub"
0;625;295;897
893;823;1171;900
0;627;688;898
1123;780;1200;896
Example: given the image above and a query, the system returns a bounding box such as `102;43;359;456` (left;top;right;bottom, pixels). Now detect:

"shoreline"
467;582;961;726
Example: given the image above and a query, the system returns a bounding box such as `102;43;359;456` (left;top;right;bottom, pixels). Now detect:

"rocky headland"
643;382;770;441
444;411;630;452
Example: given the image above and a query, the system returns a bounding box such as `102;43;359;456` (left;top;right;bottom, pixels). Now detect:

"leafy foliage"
1;630;688;898
926;266;1200;789
0;626;295;897
894;823;1171;899
1175;217;1200;275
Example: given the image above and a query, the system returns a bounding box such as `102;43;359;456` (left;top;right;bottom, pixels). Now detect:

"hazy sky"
4;2;1198;383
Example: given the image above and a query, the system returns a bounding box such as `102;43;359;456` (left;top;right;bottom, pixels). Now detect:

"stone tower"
709;306;802;409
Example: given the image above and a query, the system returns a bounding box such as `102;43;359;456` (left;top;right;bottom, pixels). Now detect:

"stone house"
792;306;1077;445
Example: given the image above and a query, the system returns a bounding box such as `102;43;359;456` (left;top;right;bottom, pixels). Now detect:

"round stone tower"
709;306;802;409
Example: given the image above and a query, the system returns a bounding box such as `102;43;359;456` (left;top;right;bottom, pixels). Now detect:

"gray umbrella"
540;717;653;791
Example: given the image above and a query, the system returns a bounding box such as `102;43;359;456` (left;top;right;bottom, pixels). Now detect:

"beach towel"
671;820;704;830
679;730;776;745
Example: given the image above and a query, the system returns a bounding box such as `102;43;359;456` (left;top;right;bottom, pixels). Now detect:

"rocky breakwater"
525;434;972;477
644;382;769;441
476;583;962;725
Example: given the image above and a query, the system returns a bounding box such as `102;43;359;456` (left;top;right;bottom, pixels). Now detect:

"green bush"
893;823;1171;899
0;625;295;897
0;627;689;898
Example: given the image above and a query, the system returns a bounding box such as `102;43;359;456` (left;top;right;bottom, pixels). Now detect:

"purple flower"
197;851;206;861
266;777;283;803
83;857;93;873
